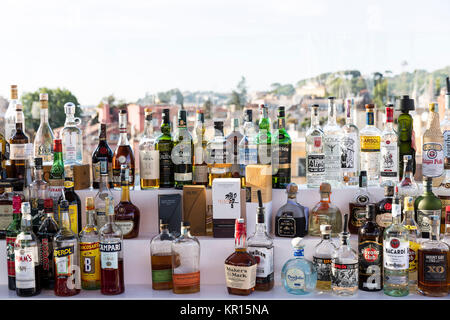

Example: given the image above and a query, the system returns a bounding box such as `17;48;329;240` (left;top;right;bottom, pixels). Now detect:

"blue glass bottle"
281;237;317;295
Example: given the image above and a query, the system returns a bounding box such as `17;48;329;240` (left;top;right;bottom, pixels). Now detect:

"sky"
0;0;449;105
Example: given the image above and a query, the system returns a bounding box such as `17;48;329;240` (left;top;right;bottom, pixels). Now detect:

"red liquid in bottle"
101;258;125;295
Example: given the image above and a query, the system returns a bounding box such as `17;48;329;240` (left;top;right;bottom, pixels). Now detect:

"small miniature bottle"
275;183;308;238
150;220;175;290
313;224;338;293
309;182;342;237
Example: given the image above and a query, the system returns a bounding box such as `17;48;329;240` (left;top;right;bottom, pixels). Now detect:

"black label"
350;205;367;227
359;241;383;273
314;256;332;282
423;253;447;282
331;262;358;288
307;154;325;173
100;242;122;253
276;213;296;236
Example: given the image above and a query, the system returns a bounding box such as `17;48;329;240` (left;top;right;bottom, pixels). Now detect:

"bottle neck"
278;117;286;130
34;167;44;181
143;119;153;138
322;233;331;240
64;113;76;126
15;110;24;132
430;222;440;241
293;247;304;258
320;192;330;203
345;102;353;125
40;107;49;124
21;213;33;233
311;108;320;127
86;209;96;227
121;183;130;202
53;151;64;165
327;101;337;124
366;110;375;126
402;161;414;181
392;202;402;225
60;209;72;232
118;114;129;145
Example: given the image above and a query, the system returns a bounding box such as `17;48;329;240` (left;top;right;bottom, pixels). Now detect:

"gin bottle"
380;105;399;186
239;109;258;187
61;102;83;166
422;103;444;179
33;93;54;165
341;99;359;186
360;104;381;186
313;224;338;293
305;104;325;188
309;182;342;237
139;108;159;189
275;183;308;237
323;97;342;187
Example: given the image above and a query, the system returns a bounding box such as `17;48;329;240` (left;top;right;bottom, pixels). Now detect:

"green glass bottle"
173;109;193;189
48;139;65;214
272;106;292;189
396;96;416;179
156;109;174;188
257;105;272;165
414;177;442;239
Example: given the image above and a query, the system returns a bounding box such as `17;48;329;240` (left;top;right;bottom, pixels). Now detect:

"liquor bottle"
156;109;174;188
306;104;325;188
383;190;409;297
397;155;419;204
226;118;243;179
402;196;421;288
281;237;317;295
79;197;101;290
9;103;29;181
309;182;342;237
313;224;338;293
275;183;308;238
272;106;292;189
256;105;271;165
48;139;65;213
323;97;342;187
422;103;444;180
247;190;274;291
112;109;135;189
0;186;14;239
358;204;383;291
6;195;21;290
443;206;450;249
376;185;394;231
29;157;48;232
331;214;358;296
173;109;193;189
224;219;257;296
380;105;399;186
341;98;360;186
58;166;82;234
415;177;442;239
94;157;113;231
439;88;450;220
418;215;449;296
360;104;381;186
206;121;232;186
139;109;159;189
348;171;372;234
172;222;200;294
61;102;83;166
36;198;58;290
33;93;54;165
396;95;416;179
92;123;113;189
114;165;140;239
99;196;125;295
14;202;41;296
150;220;176;290
239;109;258;187
193;110;209;186
5;85;19;143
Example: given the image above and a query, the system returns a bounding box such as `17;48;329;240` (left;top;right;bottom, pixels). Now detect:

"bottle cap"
359;171;367;187
384;185;394;196
144;107;152;114
64;102;76;114
320;182;331;194
320;224;332;234
396;95;415;111
12;196;22;212
244;109;253;122
85;197;95;210
404;196;414;211
328;96;335;100
403;154;411;162
21;202;31;214
278;106;285;118
39;93;49;101
446;205;450;212
119;109;127;114
286;182;298;195
365;104;375;110
213;121;223;129
291;237;304;248
178;109;187;126
182;221;190;227
15;103;23;111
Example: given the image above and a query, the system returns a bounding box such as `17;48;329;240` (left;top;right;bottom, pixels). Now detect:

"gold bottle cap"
144;107;152;114
404;196;414;211
10;85;18;99
429;102;437;113
85;197;95;210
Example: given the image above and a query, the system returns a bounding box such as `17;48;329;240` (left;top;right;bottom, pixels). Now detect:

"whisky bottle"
341;99;360;186
348;171;372;234
173;109;193;189
396;95;416;179
224;218;257;296
150;220;175;290
275;183;308;237
360;104;381;186
402;196;421;288
114;165;140;239
376;185;394;231
29;157;49;232
5;85;19;142
61;102;83;166
256;105;271;165
94;157;113;231
9;103;29;182
415;177;442;239
238;109;258;187
306;104;325;188
193;110;209;186
226;118;243;179
58;166;82;234
0;185;14;239
92;123;113;189
156;109;174;188
5;195;21;290
422;103;444;179
309;182;342;237
380;104;399;186
48;139;65;214
313;224;337;293
139;108;159;189
206;121;232;186
33;93;54;165
272;106;292;189
112;109;135;189
323;97;343;187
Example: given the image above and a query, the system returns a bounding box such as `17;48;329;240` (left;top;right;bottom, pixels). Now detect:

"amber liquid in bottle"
113;145;135;188
9;106;29;181
151;254;173;290
418;249;450;296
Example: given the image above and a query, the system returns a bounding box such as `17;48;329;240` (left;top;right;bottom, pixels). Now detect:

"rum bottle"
150;220;175;290
173;109;193;188
341;98;360;186
5;195;21;290
396;95;416;179
309;182;342;237
33;93;54;165
112;109;135;189
92;123;113;189
139;108;159;189
272;106;292;189
313;224;337;293
156;109;174;188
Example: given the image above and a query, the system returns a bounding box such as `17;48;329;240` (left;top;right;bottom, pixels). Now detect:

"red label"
41;238;50;271
384;203;392;211
363;248;379;262
314;137;322;148
6;237;15;277
390;238;400;249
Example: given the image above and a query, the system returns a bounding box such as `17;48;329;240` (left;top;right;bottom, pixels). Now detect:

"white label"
212;179;241;219
15;246;37;289
384;238;409;270
224;264;257;290
174;172;192;182
115;221;135;236
417;209;441;234
193;165;208;183
9;144;27;160
194;146;205;165
341;133;357;171
64;132;78;161
323;136;341;178
285;268;306;290
380;140;398;176
444;130;450;158
247;246;274;278
422;142;444;177
140;150;159;179
100;241;121;269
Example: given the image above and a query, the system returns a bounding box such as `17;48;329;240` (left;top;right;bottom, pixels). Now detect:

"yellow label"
80;242;101;281
408;241;420;272
360;136;380;152
58;204;78;234
64;181;75;188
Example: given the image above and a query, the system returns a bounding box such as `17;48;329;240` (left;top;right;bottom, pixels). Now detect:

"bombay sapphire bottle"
281;237;317;295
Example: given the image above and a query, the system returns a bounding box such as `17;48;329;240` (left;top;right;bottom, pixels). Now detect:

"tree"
228;76;247;110
203;98;212;119
372;72;387;108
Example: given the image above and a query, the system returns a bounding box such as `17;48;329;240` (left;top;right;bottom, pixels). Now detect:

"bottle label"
152;269;172;283
313;256;332;282
48;183;64;204
277;213;296;237
247;246;274;278
80;242;101;282
194;145;205;165
54;245;75;276
63;133;78;161
174;172;193;182
58;205;79;235
423;253;448;282
444;130;450;160
159;150;173;182
408;241;420;272
140;150;160;180
273;144;291;165
359;240;382;289
14;246;38;289
376;211;392;228
224;264;256;290
0;204;13;230
323;137;341;174
350;205;367;228
285;268;306;290
384;238;409;270
331;261;358;289
172;271;200;288
341;133;357;170
6;237;16;277
307;154;325;173
115;221;135;236
93;158;111;183
417;209;440;234
380;140;398;177
360;136;380;152
9;144;28;160
100;241;122;269
422;142;444;177
39;237;53;274
193;165;208;183
240;146;258;165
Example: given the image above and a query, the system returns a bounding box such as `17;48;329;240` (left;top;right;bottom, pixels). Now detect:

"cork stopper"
10;85;18;99
320;182;331;194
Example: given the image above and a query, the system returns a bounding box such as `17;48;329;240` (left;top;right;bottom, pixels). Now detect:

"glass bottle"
313;224;338;293
309;182;342;237
29;157;48;232
272;106;292;189
92;123;113;189
402;196;421;289
439;92;450;221
94;157;113;231
422;103;444;179
112;109;135;189
193;110;209;186
172;222;201;294
418;215;449;296
331;214;358;296
444;205;450;247
156;109;174;188
341;98;360;186
99;196;125;295
48;139;65;214
239;109;258;188
415;177;442;239
360;104;381;186
150;220;176;290
256;105;272;165
281;237;317;295
306;104;325;188
348;171;372;234
397;155;419;204
0;186;14;239
33;93;54;165
58;166;82;234
14;202;41;296
275;183;308;238
396;95;416;179
9;103;29;182
139;108;159;189
79;197;101;290
226;117;243;179
173;109;193;189
61;102;83;166
206;121;232;187
6;195;21;290
5;85;18;143
380;105;399;186
376;185;394;231
323;98;342;187
225;218;257;296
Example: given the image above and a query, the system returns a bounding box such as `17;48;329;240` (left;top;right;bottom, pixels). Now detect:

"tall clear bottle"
5;85;19;142
341;98;360;186
422;103;444;180
380;105;399;186
139;108;159;189
34;93;54;165
306;104;325;188
239;109;258;188
323;97;342;187
360;104;381;186
94;157;113;230
61;102;83;166
193;110;209;186
402;196;421;289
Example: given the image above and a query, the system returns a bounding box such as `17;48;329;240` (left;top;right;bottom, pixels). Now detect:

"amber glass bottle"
9;104;29;181
112;109;135;189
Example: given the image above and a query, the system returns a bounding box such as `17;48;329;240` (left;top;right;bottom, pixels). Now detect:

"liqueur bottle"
418;215;449;296
58;166;82;234
224;219;257;296
341;99;359;186
92;123;113;189
33;93;54;165
422;103;444;179
9;103;29;182
112;109;135;189
348;171;372;234
29;157;48;232
415;177;442;239
150;220;175;290
397;155;419;204
247;190;274;291
5;85;19;142
79;197;101;290
402;196;421;288
94;157;113;231
256;105;272;165
193;110;209;186
358;204;383;291
36;198;58;290
323;97;342;187
172;222;200;294
331;214;358;296
360;104;381;186
5;195;21;290
281;237;317;295
139;109;159;189
53;199;81;296
206;121;232;186
396;95;416;179
156;109;174;188
272;106;291;189
275;183;308;238
376;185;394;231
100;196;125;295
48;139;65;213
239;109;258;187
313;224;338;293
309;182;342;237
380;105;399;186
61;102;83;166
226;118;243;179
173;109;193;189
114;165;140;239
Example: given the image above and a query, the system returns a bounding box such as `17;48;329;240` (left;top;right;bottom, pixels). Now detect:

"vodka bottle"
341;98;359;186
380;105;399;186
323;97;342;187
306;104;325;188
